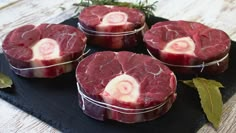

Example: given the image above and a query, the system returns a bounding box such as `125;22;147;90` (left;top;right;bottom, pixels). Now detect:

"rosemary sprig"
74;0;158;17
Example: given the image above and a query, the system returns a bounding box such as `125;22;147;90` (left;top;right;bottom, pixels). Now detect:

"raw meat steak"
78;5;145;49
76;51;177;123
2;24;86;78
143;21;231;74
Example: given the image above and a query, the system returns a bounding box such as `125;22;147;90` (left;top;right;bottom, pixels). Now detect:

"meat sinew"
76;51;177;123
143;21;231;74
2;24;86;78
78;5;145;49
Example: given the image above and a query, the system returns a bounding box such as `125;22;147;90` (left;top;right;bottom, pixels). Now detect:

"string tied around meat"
78;22;145;37
147;49;229;73
77;82;168;115
7;46;90;71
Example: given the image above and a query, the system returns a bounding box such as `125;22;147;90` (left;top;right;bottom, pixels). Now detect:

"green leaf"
0;72;13;89
181;80;195;88
74;0;158;17
193;78;223;128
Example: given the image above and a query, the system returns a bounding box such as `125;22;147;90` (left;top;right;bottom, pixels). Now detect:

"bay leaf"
193;78;223;129
0;72;13;89
181;80;195;88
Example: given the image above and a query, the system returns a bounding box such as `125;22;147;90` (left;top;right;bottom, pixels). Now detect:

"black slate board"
0;16;236;133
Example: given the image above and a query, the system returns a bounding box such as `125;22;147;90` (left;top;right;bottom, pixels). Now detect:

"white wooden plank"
0;99;59;133
0;0;19;9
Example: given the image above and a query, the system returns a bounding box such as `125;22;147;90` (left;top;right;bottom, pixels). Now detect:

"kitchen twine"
76;82;167;115
147;49;229;73
8;46;90;71
78;22;145;37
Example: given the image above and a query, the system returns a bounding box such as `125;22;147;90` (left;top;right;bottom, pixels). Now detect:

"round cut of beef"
76;51;177;123
143;21;231;74
78;5;145;49
2;24;86;78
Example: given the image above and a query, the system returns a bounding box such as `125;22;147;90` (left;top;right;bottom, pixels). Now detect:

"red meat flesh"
3;24;86;78
76;51;177;123
78;5;145;49
143;21;231;74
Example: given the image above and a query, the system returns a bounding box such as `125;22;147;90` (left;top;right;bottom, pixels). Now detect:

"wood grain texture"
199;96;236;133
0;0;236;133
0;100;59;133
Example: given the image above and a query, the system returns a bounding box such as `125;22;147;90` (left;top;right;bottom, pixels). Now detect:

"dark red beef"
78;5;145;49
143;21;231;74
76;51;177;123
2;24;86;78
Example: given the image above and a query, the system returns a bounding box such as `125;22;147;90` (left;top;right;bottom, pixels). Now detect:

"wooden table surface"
0;0;236;132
